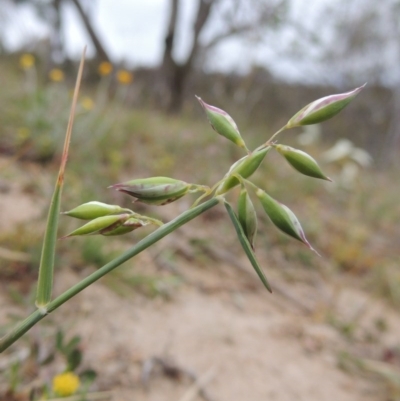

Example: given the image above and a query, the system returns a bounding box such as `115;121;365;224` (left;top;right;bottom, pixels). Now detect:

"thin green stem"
238;176;260;193
190;178;226;209
0;197;220;353
188;184;210;194
259;126;287;148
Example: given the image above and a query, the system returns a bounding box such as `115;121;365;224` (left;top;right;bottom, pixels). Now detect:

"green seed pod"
61;214;130;238
62;201;129;220
110;177;190;205
238;186;258;250
274;144;332;181
286;84;366;128
215;146;271;195
196;96;248;150
101;217;147;236
255;189;319;255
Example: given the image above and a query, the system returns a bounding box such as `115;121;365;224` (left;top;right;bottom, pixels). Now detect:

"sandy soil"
3;260;398;401
52;272;372;401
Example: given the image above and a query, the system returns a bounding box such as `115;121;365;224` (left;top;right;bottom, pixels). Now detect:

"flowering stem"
264;126;287;145
0;197;219;353
190;178;225;209
235;175;260;193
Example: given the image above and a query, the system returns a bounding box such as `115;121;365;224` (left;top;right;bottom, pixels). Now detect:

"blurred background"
1;1;400;401
1;0;399;157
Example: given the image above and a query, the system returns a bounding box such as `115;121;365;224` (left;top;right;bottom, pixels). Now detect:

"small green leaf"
67;348;82;371
224;201;272;293
55;330;64;351
64;335;81;355
79;369;97;384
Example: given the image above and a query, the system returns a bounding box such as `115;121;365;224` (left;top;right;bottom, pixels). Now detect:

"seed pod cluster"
61;200;163;239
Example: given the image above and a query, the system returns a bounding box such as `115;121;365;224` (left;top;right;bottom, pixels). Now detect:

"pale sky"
0;0;396;85
0;0;330;81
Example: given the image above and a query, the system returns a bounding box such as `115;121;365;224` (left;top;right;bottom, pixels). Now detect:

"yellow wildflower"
81;96;94;110
116;69;133;85
49;68;65;82
19;53;35;69
98;61;113;76
52;372;80;397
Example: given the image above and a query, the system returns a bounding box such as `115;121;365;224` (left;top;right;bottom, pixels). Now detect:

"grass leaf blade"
35;186;62;309
35;47;86;309
224;201;272;293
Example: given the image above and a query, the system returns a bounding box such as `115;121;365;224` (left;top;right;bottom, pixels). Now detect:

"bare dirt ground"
1;158;400;401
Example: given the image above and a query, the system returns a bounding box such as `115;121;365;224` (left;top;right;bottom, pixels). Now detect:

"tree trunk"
51;0;64;62
160;0;215;113
69;0;110;62
158;0;180;110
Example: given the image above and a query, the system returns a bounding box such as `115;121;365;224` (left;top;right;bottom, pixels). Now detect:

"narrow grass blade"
36;47;86;310
224;201;272;293
35;186;62;310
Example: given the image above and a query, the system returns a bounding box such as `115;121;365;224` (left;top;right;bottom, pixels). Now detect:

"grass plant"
0;50;366;353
